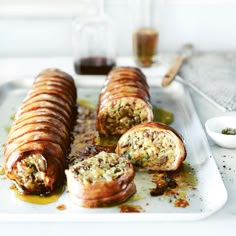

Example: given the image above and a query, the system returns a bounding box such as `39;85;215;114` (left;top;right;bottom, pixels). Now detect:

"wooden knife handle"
161;55;185;87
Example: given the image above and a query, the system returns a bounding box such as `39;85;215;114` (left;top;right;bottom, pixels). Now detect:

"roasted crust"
67;181;136;208
116;122;187;171
65;151;136;208
96;67;153;136
4;68;77;195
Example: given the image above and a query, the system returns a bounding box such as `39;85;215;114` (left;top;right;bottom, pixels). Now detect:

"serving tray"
0;76;227;222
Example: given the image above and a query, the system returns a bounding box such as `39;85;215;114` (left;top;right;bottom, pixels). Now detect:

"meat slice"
97;67;153;136
116;122;186;171
4;68;77;195
65;151;136;208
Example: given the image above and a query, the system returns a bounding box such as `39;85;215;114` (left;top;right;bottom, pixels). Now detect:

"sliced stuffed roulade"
4;68;77;195
96;67;153;136
116;122;186;171
65;151;136;208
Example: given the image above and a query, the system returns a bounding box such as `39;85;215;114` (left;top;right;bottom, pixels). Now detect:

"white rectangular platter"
0;76;227;222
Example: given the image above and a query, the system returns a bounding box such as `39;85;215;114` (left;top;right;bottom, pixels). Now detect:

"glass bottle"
73;0;116;75
132;0;160;67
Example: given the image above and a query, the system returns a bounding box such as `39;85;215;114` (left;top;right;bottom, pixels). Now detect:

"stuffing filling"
120;130;177;169
71;151;131;184
14;154;47;193
100;98;152;135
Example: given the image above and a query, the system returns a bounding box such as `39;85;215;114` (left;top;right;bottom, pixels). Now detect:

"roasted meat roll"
65;151;136;208
4;68;77;195
116;122;186;171
96;67;153;136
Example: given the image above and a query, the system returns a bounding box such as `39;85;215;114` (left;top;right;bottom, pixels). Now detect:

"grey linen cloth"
180;52;236;111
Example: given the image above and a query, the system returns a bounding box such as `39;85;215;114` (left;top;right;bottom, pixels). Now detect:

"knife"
161;44;193;87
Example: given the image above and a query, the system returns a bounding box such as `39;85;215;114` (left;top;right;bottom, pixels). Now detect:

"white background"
1;0;236;57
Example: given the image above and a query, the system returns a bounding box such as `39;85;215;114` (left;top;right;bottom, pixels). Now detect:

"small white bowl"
205;116;236;149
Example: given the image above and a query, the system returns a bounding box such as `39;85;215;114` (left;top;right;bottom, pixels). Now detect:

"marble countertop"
0;55;235;236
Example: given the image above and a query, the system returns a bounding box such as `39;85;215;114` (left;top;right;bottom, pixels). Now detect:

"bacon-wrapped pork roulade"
4;68;77;195
116;122;186;171
96;67;153;136
65;151;136;208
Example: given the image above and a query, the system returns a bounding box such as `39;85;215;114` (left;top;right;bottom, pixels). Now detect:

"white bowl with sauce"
205;116;236;148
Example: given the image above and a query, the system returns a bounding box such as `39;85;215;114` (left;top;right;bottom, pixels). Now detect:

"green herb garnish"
221;127;236;135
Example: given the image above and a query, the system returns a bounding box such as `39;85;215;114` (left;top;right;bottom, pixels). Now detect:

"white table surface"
0;56;235;236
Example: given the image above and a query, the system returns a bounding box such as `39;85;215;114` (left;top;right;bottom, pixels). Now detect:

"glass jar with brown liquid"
133;28;158;67
131;0;161;67
73;0;116;75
